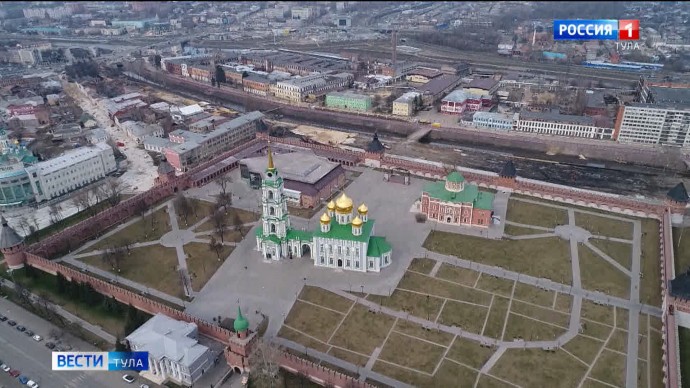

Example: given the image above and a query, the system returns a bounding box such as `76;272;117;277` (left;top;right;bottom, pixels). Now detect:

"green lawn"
298;286;353;313
589;350;626;387
378;332;446;374
367;289;444;320
679;327;690;388
372;359;477;388
88;207;172;251
640;219;662;307
184;242;234;292
282;301;344;343
575;212;633;239
506;198;568;228
435;263;481;287
562;335;605;365
492;349;587;388
392;320;454;347
512;282;555;307
398;271;493;306
482;296;510;339
446;336;495;369
674;227;690;274
329;304;396;355
504;224;552;236
588;238;633;270
578;244;630;299
424;231;572;284
437;300;489;334
80;244;184;298
175;198;215;228
195;207;259;232
408;257;437;274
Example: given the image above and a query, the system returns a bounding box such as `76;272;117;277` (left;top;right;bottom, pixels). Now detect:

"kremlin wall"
1;130;684;388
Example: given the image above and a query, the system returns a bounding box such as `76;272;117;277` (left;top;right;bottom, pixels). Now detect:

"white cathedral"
255;148;392;272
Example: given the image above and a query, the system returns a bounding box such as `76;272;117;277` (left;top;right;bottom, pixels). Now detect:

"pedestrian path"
272;337;414;388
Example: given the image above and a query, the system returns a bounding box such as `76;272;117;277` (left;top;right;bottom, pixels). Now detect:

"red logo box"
618;20;640;40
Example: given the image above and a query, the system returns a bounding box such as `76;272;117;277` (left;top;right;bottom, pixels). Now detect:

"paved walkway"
0;278;116;344
166;202;196;298
272;337;414;388
625;219;643;388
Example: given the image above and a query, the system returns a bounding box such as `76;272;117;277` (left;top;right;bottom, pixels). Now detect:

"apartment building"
26;143;117;202
467;112;516;130
515;110;613;139
164;111;264;171
243;75;272;96
273;74;352;102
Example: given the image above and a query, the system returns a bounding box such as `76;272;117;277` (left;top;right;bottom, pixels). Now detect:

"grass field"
80;244;184;298
589;238;633;270
504;224;552;236
329;304;396;355
424;231;572;283
299;286;353;313
505;198;568;228
674;227;690;275
88;207;172;251
378;332;446;373
578;244;630;299
492;349;587;388
435;263;481;287
640;219;662;307
282;301;343;343
408;257;437;274
195;207;259;232
575;212;633;240
184;242;234;291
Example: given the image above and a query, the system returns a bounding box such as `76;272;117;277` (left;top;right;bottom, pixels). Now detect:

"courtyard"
56;164;665;388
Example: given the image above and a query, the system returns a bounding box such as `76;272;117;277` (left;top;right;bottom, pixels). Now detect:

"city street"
0;297;142;388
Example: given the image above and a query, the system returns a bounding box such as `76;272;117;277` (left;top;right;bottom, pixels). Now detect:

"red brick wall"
279;353;376;388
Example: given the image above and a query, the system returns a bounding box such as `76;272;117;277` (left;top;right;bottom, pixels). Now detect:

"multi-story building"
0;130;39;208
164;111;264;171
188;65;211;83
392;92;421;117
516;110;613;139
24;4;75;19
325;92;372;111
467;112;516;130
416;74;462;105
126;314;214;387
440;89;493;115
466;78;500;95
614;103;690;146
405;68;443;84
243;75;272;96
273;73;352;102
26;142;117;202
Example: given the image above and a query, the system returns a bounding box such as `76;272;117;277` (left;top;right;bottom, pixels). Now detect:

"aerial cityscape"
0;1;690;388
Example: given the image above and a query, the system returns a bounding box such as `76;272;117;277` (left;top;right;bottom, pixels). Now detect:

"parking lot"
0;297;144;388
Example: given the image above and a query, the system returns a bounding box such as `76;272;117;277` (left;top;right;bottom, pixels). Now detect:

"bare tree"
17;216;31;237
118;238;133;255
28;213;39;239
248;340;284;388
216;192;232;213
174;193;191;226
231;211;244;237
104;178;123;206
217;175;232;196
211;210;226;243
48;203;64;224
92;184;106;206
135;199;149;221
209;236;224;261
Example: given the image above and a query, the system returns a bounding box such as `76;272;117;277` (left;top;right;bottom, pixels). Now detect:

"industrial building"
240;150;346;209
164;111;264;172
441;89;493;115
515;110;613;140
273;73;353;102
467;112;516;130
325;92;372;111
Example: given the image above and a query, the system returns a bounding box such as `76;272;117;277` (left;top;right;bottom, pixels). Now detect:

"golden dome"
352;216;363;227
357;203;368;214
335;193;353;213
320;212;331;224
327;200;336;211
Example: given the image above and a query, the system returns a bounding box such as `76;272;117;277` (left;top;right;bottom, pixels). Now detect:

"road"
0;297;140;388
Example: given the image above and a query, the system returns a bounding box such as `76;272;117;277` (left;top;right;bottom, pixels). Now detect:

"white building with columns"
125;314;214;387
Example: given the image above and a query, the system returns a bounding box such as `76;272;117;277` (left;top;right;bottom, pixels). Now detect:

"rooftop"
241;150;340;185
417;74;461;96
125;314;209;368
519;110;600;127
648;86;690;104
314;217;375;242
423;175;494;210
394;91;421;104
26;143;111;176
468;78;499;91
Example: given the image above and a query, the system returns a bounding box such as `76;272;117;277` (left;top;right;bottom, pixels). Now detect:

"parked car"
1;364;10;372
18;375;29;384
8;369;20;377
122;374;135;383
0;315;7;321
33;335;42;342
139;384;149;388
16;325;26;332
45;342;55;349
25;330;34;337
27;380;39;388
7;320;16;326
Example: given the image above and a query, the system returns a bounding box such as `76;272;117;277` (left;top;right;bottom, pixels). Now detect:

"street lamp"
360;285;364;294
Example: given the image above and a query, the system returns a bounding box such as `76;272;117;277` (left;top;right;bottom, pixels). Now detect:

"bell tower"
256;146;291;260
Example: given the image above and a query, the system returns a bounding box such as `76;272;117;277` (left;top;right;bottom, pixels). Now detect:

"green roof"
367;236;391;257
287;229;313;242
257;232;282;244
446;171;465;183
234;306;249;332
423;181;494;210
313;219;375;242
263;176;283;188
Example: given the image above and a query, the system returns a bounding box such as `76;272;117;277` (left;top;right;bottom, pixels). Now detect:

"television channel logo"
52;352;149;371
553;20;639;41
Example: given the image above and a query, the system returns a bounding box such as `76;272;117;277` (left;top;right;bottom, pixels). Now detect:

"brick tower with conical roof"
224;306;259;373
0;216;26;269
